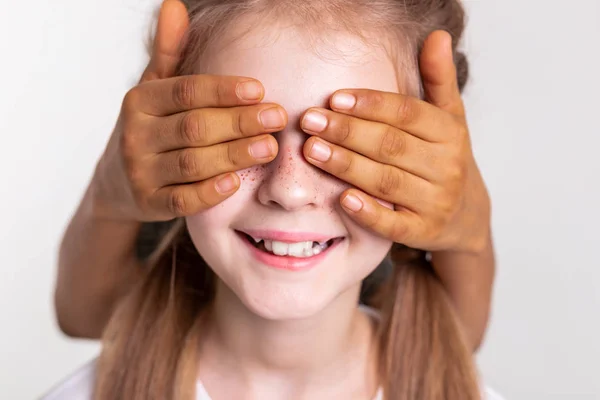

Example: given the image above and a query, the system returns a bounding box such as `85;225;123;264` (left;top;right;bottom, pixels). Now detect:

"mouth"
234;229;345;269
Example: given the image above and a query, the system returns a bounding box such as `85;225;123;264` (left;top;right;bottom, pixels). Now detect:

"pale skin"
55;0;494;357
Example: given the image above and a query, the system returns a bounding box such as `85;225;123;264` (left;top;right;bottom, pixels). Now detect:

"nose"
257;131;324;211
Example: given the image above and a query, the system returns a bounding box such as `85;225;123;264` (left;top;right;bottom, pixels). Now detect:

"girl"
48;0;500;399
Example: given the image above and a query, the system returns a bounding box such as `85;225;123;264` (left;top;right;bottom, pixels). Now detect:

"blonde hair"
95;1;478;399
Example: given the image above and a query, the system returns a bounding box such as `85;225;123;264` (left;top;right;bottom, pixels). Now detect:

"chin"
237;282;337;321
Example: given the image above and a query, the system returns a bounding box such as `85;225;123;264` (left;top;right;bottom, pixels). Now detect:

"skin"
186;24;403;400
55;0;494;353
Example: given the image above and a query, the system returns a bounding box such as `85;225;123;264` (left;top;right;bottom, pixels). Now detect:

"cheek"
237;164;268;190
349;229;393;277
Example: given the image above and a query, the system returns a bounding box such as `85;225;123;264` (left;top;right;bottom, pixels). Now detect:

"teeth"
250;235;261;244
288;241;312;256
271;240;289;256
260;239;331;258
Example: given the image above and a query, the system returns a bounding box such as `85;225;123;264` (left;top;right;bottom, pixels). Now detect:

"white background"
0;0;598;399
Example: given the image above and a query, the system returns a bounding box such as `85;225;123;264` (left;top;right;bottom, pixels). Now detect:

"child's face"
186;26;399;320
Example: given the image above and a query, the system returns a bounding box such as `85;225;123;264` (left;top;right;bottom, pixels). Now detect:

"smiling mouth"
235;231;344;259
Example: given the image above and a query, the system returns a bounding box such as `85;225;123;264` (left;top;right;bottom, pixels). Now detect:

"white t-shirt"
41;360;503;400
40;358;384;400
41;306;505;400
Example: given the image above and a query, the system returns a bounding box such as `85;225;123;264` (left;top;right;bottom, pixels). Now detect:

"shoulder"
40;358;97;400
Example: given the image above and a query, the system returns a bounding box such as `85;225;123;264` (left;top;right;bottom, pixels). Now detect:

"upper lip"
237;229;342;243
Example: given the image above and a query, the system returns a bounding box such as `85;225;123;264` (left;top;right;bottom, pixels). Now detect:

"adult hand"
92;0;285;222
300;31;491;255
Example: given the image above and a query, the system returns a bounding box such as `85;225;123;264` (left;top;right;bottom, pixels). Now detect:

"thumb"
419;30;465;118
140;0;189;83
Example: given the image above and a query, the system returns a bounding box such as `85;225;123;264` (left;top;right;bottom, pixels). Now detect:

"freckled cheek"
236;164;268;190
185;187;252;230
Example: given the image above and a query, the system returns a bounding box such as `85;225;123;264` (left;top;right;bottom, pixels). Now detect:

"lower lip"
236;232;342;271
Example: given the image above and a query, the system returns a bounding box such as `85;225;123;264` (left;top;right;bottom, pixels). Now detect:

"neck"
199;281;378;398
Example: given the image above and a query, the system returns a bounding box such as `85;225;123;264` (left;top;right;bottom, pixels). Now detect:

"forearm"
430;230;495;352
55;181;143;339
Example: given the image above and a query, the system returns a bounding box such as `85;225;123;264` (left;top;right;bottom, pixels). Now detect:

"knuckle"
394;96;417;125
332;117;352;144
454;122;468;141
379;127;405;160
214;78;228;104
180;111;208;145
125;165;148;206
333;152;353;176
445;161;466;183
122;87;141;113
125;161;144;187
368;91;386;111
391;220;410;243
177;150;200;178
231;109;245;137
376;166;400;197
436;195;456;218
172;76;197;108
120;122;142;159
225;142;244;168
194;184;214;211
168;190;188;217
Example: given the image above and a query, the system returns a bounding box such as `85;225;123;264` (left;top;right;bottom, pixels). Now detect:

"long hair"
94;1;479;399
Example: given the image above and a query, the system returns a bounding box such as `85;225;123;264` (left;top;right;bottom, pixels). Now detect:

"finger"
147;103;287;152
140;0;189;83
339;188;423;245
153;172;241;218
303;137;432;212
151;134;278;186
300;108;438;181
129;75;265;116
419;30;466;118
327;89;457;143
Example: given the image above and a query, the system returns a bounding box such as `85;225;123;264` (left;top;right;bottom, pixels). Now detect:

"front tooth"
287;241;312;257
271;241;289;256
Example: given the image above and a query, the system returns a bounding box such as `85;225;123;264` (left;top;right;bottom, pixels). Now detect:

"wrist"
454;225;493;258
86;170;134;224
430;230;495;284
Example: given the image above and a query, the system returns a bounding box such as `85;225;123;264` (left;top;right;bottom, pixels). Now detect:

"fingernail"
301;110;328;133
216;174;237;194
331;93;356;110
342;194;363;212
237;81;263;101
249;138;275;159
308;139;331;162
259;107;285;129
